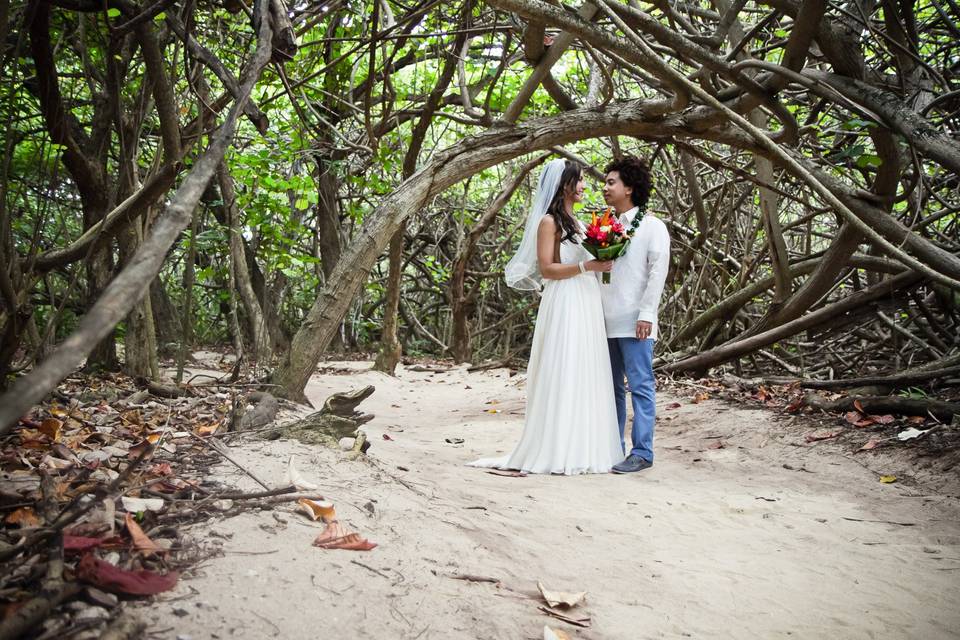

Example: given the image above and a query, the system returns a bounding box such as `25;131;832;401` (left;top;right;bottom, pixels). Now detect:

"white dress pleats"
469;237;622;475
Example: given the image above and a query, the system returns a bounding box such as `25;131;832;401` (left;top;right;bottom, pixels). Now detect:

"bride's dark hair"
545;160;583;243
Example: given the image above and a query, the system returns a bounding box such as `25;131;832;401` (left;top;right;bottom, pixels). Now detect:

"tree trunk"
372;224;405;373
150;280;181;354
218;163;272;360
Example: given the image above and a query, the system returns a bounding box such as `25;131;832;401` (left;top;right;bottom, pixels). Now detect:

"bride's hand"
585;260;614;273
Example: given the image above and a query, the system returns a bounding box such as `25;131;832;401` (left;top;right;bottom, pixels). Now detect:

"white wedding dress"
469;235;622;475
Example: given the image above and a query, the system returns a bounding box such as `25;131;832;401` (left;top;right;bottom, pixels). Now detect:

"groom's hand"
636;321;652;340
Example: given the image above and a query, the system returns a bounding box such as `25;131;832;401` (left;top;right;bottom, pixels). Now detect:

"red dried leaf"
665;402;682;410
784;399;804;413
875;414;896;425
76;554;178;595
845;411;875;428
63;536;106;553
148;463;173;476
313;521;377;551
859;439;882;451
382;433;394;441
853;399;866;413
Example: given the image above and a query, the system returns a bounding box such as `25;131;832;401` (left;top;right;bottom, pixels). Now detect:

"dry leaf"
875;414;896;425
691;392;710;404
897;428;926;441
543;626;572;640
5;506;41;528
298;498;336;523
125;513;164;556
286;455;319;491
39;418;63;442
537;581;587;608
195;423;220;437
879;475;897;484
859;439;882;451
907;416;926;425
665;402;682;410
312;521;377;551
707;440;725;449
382;433;394;441
854;399;866;413
76;554;178;595
845;411;875;428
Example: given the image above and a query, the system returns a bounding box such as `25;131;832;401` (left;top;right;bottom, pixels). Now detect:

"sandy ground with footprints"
137;360;960;640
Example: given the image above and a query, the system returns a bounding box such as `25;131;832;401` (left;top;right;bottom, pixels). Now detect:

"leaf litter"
0;368;377;638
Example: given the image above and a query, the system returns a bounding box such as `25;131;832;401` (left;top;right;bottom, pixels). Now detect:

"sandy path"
140;362;960;640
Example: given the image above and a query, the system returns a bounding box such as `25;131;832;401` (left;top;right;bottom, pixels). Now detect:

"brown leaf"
853;399;866;413
875;414;896;425
39;418;63;442
859;439;882;451
5;506;41;528
125;513;164;556
665;402;682;410
382;433;394;441
907;416;926;425
298;498;337;523
707;440;725;449
691;392;710;404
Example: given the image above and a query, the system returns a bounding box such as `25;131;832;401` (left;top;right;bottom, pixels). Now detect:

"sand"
136;361;960;640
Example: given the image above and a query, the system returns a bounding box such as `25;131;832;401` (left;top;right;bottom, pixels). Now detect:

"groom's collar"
618;206;639;221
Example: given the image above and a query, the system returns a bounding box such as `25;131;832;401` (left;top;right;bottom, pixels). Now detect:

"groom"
600;156;671;474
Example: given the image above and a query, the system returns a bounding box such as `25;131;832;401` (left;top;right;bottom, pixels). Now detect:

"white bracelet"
578;261;586;274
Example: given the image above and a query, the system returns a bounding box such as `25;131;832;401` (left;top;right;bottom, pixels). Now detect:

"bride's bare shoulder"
537;215;557;233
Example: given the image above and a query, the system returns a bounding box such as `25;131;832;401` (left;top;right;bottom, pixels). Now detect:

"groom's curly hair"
604;155;652;210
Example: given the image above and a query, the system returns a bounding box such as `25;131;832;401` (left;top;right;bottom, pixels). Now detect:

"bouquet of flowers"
583;207;631;284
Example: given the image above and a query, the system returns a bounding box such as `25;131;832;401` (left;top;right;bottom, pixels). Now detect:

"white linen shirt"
600;207;671;340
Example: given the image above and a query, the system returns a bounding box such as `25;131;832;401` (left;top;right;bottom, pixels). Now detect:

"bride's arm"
536;216;611;280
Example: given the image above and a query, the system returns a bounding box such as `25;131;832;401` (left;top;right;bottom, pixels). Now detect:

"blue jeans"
608;338;655;462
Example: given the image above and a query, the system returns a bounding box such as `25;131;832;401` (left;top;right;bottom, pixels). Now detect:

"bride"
469;158;623;475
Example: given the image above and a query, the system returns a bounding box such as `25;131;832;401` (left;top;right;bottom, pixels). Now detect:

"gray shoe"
612;454;652;474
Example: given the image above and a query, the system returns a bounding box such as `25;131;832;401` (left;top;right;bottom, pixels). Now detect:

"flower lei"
626;207;645;237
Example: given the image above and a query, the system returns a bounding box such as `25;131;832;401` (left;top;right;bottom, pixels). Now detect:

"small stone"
84;586;119;608
339;437;355;451
172;607;190;617
74;605;110;623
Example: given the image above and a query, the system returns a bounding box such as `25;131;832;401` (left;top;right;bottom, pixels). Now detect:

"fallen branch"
802;394;960;422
